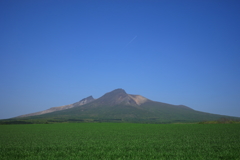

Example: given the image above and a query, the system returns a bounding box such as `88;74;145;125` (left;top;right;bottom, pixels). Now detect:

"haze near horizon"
0;0;240;119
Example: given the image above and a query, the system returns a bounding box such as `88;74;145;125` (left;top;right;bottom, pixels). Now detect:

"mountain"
8;89;240;123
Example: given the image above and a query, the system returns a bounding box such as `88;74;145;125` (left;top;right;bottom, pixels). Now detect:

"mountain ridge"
18;96;95;118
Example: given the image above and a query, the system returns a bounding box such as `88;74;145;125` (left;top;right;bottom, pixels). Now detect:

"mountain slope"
18;96;95;118
12;88;239;123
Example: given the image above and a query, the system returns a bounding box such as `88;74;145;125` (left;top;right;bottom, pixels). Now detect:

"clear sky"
0;0;240;119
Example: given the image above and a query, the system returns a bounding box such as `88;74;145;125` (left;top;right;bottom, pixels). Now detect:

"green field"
1;123;240;160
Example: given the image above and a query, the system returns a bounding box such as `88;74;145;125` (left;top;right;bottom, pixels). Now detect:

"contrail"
123;36;137;49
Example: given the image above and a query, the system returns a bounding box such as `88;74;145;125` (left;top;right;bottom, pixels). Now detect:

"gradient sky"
0;0;240;119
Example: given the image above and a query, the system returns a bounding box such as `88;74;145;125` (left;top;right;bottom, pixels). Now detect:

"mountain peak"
109;88;127;94
95;89;148;106
95;88;128;105
73;96;95;106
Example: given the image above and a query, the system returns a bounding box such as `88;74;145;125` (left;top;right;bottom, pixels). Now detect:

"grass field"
0;123;240;160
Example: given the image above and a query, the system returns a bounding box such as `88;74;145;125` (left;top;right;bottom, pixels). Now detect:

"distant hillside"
3;89;239;124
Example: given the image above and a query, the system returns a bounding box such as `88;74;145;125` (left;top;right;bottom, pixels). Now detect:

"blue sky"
0;0;240;119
